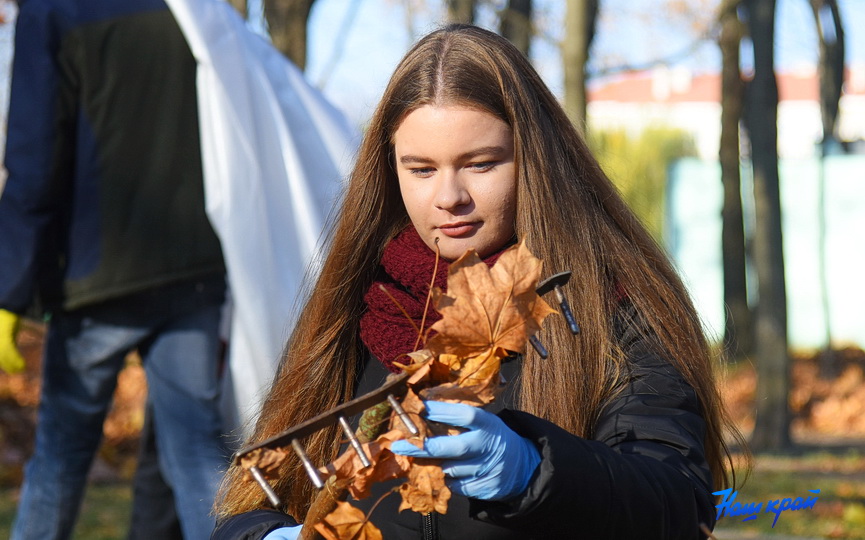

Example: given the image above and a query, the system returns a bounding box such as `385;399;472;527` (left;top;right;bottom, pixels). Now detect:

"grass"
1;450;863;539
714;450;865;539
0;482;132;540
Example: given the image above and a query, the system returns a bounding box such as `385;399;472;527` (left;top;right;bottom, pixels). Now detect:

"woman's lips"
437;222;477;237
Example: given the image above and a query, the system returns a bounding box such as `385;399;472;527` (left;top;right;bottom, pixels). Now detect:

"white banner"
165;0;358;433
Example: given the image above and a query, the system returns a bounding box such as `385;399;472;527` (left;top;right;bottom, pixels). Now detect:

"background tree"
590;126;697;242
447;0;476;24
562;0;598;130
743;0;791;451
809;0;845;377
810;0;845;146
717;0;752;362
263;0;317;70
499;0;532;57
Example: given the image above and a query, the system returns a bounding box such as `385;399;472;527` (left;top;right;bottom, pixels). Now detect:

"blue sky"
1;0;864;130
300;0;865;126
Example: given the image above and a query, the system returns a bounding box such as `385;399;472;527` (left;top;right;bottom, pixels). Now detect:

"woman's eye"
410;167;435;177
468;161;496;172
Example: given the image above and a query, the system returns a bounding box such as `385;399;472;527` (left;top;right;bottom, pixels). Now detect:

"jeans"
127;403;183;540
11;283;230;540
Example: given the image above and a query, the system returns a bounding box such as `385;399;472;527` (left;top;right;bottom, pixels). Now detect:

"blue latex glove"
390;400;541;501
263;526;301;540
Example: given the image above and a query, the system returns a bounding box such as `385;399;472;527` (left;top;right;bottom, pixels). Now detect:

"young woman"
212;24;741;540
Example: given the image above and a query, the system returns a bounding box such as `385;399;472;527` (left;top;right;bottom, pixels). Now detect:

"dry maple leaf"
402;349;434;368
398;460;451;514
389;388;429;447
455;347;506;388
436;353;463;371
427;241;556;358
320;429;412;500
239;447;290;483
420;378;500;408
397;355;452;388
314;501;383;540
303;242;558;537
421;348;506;406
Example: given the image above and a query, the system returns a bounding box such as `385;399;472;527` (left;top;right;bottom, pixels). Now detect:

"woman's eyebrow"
459;146;508;160
398;146;508;165
399;154;434;165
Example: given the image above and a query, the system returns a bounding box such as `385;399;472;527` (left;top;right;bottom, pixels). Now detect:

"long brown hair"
216;24;742;520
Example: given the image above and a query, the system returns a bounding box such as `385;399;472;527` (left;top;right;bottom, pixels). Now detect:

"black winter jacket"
0;0;224;314
212;315;717;540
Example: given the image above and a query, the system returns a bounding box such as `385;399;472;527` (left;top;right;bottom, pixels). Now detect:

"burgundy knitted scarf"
359;227;508;372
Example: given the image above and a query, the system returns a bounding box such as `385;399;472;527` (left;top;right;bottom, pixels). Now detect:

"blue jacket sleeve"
0;1;73;313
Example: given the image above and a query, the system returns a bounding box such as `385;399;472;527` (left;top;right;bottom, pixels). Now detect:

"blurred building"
587;65;865;159
617;66;865;349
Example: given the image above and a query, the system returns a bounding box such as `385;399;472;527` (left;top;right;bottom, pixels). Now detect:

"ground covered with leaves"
721;346;865;440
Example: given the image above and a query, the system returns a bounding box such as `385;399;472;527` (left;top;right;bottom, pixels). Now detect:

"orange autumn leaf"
415;348;505;407
436;353;463;371
420;378;500;407
398;355;453;388
402;349;434;366
388;388;430;447
455;347;506;388
314;501;383;540
427;241;556;358
398;460;451;514
239;447;290;483
301;243;558;535
320;429;412;500
347;452;410;500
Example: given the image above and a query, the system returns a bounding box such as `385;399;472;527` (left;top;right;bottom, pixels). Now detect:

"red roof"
587;68;865;104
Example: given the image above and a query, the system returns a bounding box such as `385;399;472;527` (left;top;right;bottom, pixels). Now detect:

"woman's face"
393;105;517;261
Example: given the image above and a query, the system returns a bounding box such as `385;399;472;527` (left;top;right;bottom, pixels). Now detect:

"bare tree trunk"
810;0;845;144
500;0;532;57
263;0;317;70
562;0;598;131
227;0;248;18
718;0;752;361
810;0;845;377
447;0;476;24
744;0;791;452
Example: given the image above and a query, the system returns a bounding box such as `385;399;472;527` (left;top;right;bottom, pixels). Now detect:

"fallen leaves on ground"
720;346;865;437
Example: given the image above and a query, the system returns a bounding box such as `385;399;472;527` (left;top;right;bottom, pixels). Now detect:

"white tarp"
165;0;359;433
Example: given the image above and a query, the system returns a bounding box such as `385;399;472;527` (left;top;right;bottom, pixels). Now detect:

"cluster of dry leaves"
255;242;555;540
721;347;865;438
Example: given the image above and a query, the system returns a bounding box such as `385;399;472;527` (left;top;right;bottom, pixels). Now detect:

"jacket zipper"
422;512;437;540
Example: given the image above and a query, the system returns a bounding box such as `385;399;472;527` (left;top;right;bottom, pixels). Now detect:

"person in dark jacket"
0;1;230;539
211;24;744;540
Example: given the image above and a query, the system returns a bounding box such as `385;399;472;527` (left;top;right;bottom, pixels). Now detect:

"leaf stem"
353;487;400;540
377;285;422;337
414;238;441;351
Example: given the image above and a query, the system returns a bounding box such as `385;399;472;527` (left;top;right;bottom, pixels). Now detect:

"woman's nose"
434;171;471;210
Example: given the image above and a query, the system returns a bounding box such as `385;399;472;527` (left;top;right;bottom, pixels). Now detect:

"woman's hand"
390;401;541;501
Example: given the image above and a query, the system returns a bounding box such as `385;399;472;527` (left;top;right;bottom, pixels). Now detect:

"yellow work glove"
0;309;25;374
